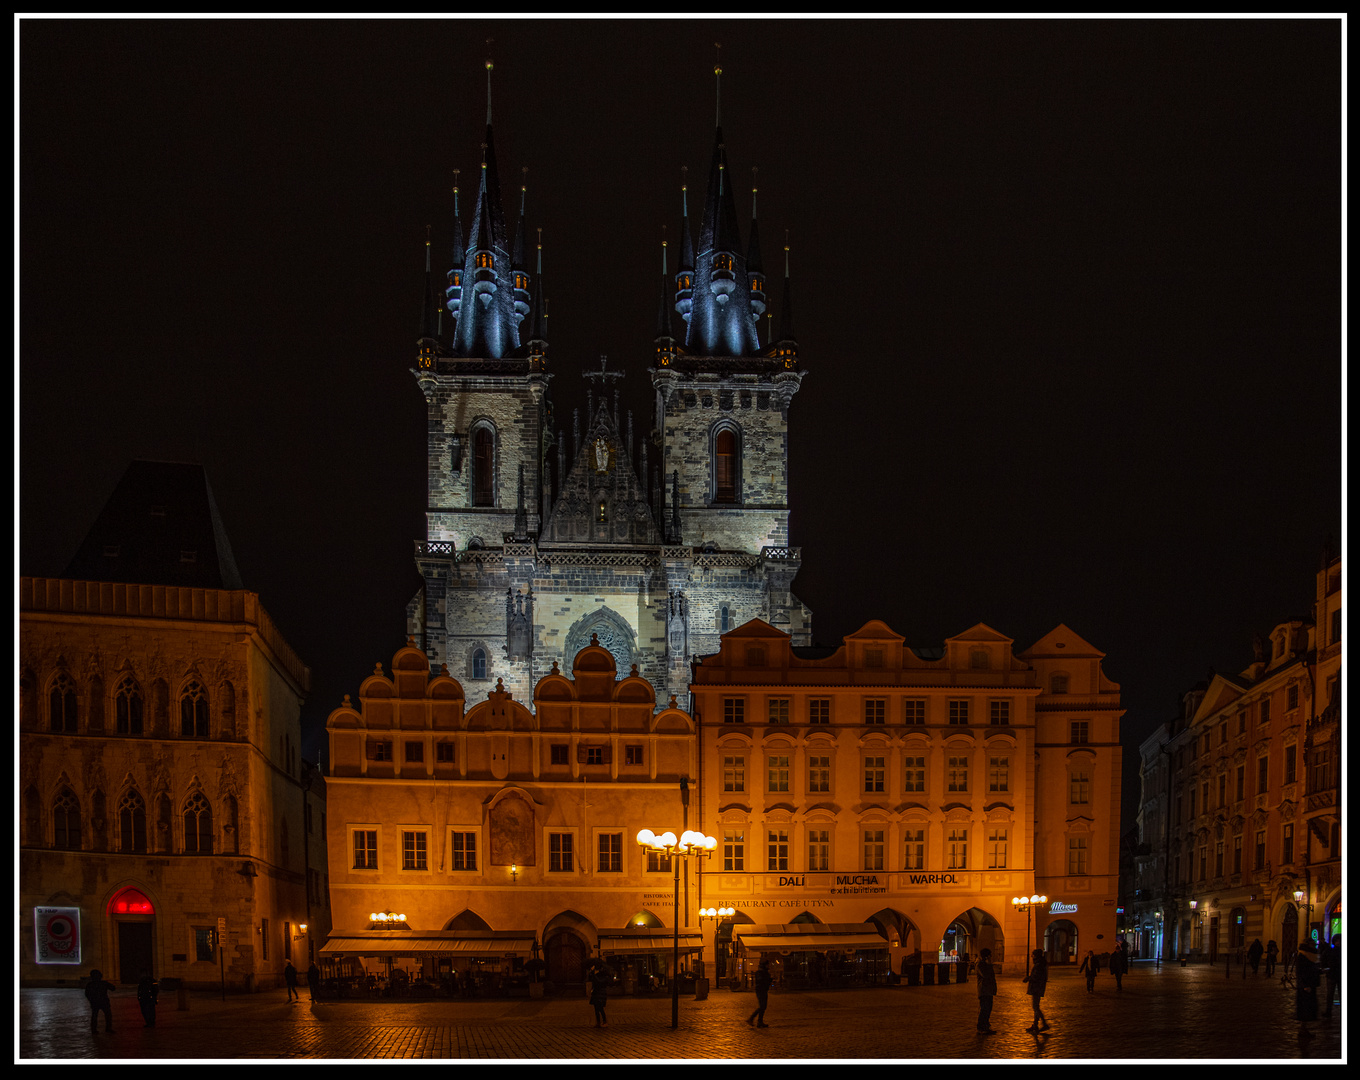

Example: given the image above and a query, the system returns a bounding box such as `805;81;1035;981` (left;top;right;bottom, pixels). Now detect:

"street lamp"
1011;894;1048;975
637;827;716;1029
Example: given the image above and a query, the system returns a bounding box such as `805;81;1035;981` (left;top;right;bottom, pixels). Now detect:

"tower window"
714;427;738;504
472;426;495;506
472;648;487;680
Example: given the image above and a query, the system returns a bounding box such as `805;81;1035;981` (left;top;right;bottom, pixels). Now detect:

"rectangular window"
808;829;829;871
768;698;790;724
947;828;967;870
1232;835;1242;875
1287;685;1299;711
808;698;830;724
767;756;790;792
353;829;378;870
1220;721;1228;746
1282;823;1294;865
646;848;673;873
1189;786;1196;818
261;917;269;961
768;830;789;871
585;747;605;766
404;741;424;763
808;756;830;793
1237;711;1247;735
903;699;925;725
195;927;216;963
864;698;886;725
1257;756;1269;795
988;756;1010;793
1310;745;1332;792
864;756;886;793
549;833;574;872
989;700;1010;725
723;756;746;792
1260;697;1271;724
1070;721;1090;744
1255;830;1266;870
1217;774;1227;808
1330;607;1341;645
724;829;745;872
550;744;569;765
451;831;477;871
947;756;969;793
904;828;925;870
598;832;623;873
1199;846;1208;881
402;830;427;871
1068;837;1089;876
1235;765;1245;802
724;698;746;724
1051;674;1069;694
904;756;925;793
437;742;455;763
988;828;1008;870
1285;744;1297;784
1215;840;1224;877
625;745;644;766
864;829;885;871
1070;770;1090;805
865;648;884;668
948;700;969;726
368;740;392;762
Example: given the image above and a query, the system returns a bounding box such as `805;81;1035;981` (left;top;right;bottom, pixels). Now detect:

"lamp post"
699;906;735;990
1011;894;1048;975
637;827;716;1028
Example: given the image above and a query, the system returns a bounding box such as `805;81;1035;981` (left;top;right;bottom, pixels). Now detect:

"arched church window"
118;789;147;853
53;787;81;849
49;673;78;733
472;648;488;680
714;426;739;504
180;681;210;737
116;676;144;735
183;792;213;854
472;426;495;507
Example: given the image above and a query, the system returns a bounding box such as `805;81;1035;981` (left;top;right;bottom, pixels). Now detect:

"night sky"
19;18;1342;830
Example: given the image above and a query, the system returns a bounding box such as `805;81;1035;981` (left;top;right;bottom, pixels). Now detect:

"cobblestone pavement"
17;962;1344;1061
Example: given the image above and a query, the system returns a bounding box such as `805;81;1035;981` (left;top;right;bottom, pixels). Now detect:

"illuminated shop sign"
1049;901;1078;914
34;907;81;965
763;872;963;893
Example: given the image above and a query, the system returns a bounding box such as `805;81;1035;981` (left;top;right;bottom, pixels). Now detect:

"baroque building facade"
19;462;327;990
1129;554;1342;962
691;618;1124;979
406;70;810;711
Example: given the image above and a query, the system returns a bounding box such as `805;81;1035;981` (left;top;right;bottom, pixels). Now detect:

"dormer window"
713;253;734;273
476;252;494;270
1051;674;1069;694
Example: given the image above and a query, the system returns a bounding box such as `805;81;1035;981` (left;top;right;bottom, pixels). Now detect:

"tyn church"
407;66;811;705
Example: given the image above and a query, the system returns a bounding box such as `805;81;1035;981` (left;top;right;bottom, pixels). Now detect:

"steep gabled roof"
1018;623;1105;659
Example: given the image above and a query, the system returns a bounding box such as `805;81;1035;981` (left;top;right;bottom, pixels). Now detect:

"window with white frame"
1068;836;1089;875
598;832;623;873
949;700;969;725
864;829;885;871
988;827;1008;869
808;829;829;871
768;698;790;724
723;755;746;793
864;698;886;724
808;755;830;793
947;828;968;869
402;830;428;871
989;699;1010;725
988;756;1010;792
767;755;790;792
724;829;745;871
450;830;477;871
864;755;886;793
352;829;378;870
549;832;574;872
904;756;926;793
767;829;789;871
904;828;925;870
1070;768;1090;805
724;697;746;724
947;756;969;793
808;698;830;724
903;699;925;725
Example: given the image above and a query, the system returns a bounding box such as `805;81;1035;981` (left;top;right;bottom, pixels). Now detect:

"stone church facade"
406;77;810;707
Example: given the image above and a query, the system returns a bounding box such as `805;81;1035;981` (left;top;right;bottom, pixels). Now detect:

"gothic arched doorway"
544;928;589;989
1045;919;1078;964
563;608;635;676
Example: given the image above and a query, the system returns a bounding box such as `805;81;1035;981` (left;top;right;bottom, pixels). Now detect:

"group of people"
1293;936;1341;1040
975;942;1131;1034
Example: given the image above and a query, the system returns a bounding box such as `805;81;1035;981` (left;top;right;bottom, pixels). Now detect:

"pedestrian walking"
1022;950;1049;1033
284;960;300;1002
307;961;321;1001
84;969;116;1033
1323;936;1340;1019
1109;941;1127;990
136;971;159;1027
747;959;772;1028
975;948;998;1033
1295;941;1320;1039
1079;949;1100;992
1247;938;1263;975
587;962;610;1028
1266;940;1279;977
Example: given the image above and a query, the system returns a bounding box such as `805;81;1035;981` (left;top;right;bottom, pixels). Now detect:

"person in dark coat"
307;961;321;1001
975;948;998;1034
85;969;116;1033
587;962;610;1028
747;959;772;1028
1247;938;1264;975
1294;941;1320;1039
1108;942;1127;990
1322;936;1340;1020
1079;949;1100;992
1023;951;1049;1033
1265;939;1279;977
136;971;159;1027
284;960;300;1002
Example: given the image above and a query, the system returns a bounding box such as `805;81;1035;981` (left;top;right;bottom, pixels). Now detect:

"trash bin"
957;960;969;982
922;963;935;985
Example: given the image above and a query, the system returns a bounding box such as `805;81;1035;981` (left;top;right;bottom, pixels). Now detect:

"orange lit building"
691;618;1124;982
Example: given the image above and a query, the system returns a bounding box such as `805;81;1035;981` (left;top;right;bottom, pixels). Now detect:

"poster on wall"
34;906;82;965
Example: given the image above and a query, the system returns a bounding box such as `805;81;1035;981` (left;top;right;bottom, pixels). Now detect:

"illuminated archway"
107;887;155;915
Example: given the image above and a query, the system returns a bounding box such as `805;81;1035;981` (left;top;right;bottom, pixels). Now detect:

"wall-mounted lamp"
511;864;518;884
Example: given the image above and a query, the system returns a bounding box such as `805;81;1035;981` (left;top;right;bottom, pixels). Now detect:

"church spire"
674;168;694;329
446;170;465;329
747;167;766;342
655;228;677;367
527;227;548;368
773;230;798;364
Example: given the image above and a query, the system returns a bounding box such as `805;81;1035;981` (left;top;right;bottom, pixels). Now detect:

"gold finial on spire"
485;41;494;124
752;166;758;216
714;42;723;127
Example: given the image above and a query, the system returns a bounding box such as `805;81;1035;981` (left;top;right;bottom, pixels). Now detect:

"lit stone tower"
407;58;810;708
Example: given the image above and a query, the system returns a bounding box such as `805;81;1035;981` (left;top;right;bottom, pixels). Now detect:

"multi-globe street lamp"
1011;894;1048;975
637;828;716;1028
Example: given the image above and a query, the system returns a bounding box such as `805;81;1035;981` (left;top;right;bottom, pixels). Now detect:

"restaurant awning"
597;928;704;955
734;923;889;952
320;929;537;958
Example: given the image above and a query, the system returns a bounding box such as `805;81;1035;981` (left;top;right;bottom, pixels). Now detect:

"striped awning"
320;930;536;958
734;923;889;952
597;929;704;955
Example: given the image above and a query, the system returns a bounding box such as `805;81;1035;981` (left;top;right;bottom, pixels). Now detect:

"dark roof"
61;460;245;590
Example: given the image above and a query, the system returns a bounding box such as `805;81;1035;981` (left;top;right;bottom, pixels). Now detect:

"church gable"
540;400;661;545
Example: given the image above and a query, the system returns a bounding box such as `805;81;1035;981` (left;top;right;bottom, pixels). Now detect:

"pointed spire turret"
527;227;548;367
655;228;677;367
511;168;531;330
446;170;465;328
747;167;766;341
674;168;694;329
773;230;798;364
417;225;441;370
